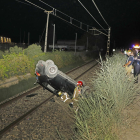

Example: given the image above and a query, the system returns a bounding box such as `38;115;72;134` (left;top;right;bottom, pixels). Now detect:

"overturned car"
34;60;89;106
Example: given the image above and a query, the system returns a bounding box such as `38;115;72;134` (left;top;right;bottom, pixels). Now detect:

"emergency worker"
124;49;127;55
123;49;136;76
133;48;140;82
61;80;89;108
128;48;131;53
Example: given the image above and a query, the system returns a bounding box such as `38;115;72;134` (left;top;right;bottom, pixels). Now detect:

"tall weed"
74;52;140;140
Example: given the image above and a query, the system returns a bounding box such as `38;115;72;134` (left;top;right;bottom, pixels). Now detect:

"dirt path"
119;94;140;140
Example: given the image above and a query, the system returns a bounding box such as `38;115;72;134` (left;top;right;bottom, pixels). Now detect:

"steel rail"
75;62;98;80
0;60;98;139
0;59;94;109
0;86;41;109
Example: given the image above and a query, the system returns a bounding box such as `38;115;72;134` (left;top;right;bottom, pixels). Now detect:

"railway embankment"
0;44;99;103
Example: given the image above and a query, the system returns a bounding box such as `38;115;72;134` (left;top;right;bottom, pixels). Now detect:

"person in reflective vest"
133;49;140;83
123;49;137;76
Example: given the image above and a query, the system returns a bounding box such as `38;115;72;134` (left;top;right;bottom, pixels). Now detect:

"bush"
0;44;89;80
4;50;9;55
0;49;84;80
24;44;42;58
9;46;23;54
73;52;140;140
0;50;4;59
51;51;81;68
0;53;34;80
31;51;82;69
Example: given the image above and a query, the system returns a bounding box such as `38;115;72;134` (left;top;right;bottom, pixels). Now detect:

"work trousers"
125;65;133;76
134;63;140;83
134;64;140;77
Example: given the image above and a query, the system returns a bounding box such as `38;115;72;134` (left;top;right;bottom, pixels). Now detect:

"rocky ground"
119;94;140;140
1;56;140;140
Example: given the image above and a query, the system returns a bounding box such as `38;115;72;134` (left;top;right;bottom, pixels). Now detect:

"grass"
61;51;140;140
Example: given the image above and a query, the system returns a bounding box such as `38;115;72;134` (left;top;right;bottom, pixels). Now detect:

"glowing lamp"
133;45;140;49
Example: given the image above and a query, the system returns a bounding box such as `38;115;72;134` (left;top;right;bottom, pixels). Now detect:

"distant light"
113;49;115;52
133;45;140;49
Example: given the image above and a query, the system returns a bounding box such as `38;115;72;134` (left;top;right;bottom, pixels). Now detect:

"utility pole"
106;27;111;55
52;24;55;51
75;33;77;55
44;10;53;52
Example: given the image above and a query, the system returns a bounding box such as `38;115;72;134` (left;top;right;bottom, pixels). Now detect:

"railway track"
0;59;95;109
0;59;98;139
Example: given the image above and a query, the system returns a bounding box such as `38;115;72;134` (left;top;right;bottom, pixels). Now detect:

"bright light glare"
133;45;140;48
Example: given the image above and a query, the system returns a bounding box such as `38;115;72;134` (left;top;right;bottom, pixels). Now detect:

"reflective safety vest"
124;50;127;54
127;49;131;53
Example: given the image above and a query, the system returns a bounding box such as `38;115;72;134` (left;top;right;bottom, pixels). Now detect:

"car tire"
46;60;55;66
45;64;58;78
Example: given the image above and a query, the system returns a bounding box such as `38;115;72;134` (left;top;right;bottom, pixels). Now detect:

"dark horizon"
0;0;140;48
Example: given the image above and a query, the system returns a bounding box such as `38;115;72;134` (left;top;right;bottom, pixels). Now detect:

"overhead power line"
25;0;46;11
91;0;110;27
77;0;107;33
15;0;31;6
25;0;108;36
39;0;108;36
39;25;46;43
24;0;108;36
39;0;94;28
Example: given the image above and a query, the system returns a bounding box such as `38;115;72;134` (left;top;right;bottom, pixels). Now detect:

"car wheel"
46;60;55;66
45;64;58;78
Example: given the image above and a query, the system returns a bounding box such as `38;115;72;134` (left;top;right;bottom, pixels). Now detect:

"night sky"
0;0;140;48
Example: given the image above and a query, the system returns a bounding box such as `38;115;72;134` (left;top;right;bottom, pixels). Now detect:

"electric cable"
24;0;108;36
39;0;95;29
91;0;110;27
39;25;46;43
39;0;108;35
51;13;108;36
77;0;108;33
25;0;46;11
15;0;31;6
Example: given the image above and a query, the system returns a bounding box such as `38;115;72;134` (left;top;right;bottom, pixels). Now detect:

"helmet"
77;81;83;86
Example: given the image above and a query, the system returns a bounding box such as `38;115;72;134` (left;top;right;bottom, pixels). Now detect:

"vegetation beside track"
0;44;96;81
58;51;140;140
0;44;96;103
